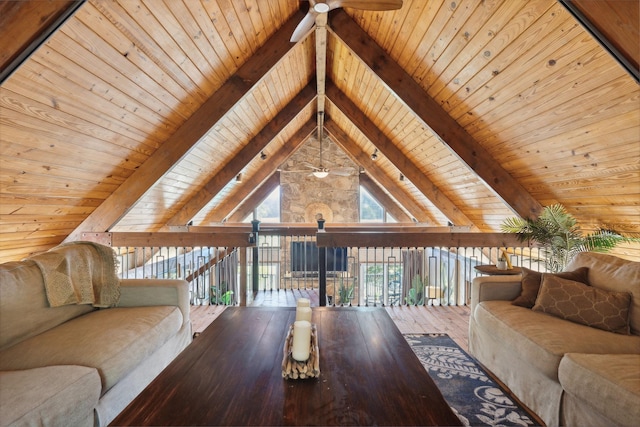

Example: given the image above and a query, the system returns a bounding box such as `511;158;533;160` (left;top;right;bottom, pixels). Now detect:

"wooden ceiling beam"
64;10;306;242
326;83;474;227
324;120;433;223
226;172;281;223
559;0;639;82
331;9;543;220
358;174;412;223
0;0;85;83
209;118;318;222
167;85;316;226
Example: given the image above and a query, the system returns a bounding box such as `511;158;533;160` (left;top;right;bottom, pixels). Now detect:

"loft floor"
190;289;471;351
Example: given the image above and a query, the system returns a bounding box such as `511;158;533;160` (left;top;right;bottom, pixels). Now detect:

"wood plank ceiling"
1;0;638;263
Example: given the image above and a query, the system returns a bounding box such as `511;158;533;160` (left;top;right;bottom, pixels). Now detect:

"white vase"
496;260;507;270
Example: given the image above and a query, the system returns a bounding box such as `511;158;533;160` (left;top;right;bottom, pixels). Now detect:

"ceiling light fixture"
260;151;267;160
312;170;329;179
313;2;330;13
399;173;405;181
371;149;378;161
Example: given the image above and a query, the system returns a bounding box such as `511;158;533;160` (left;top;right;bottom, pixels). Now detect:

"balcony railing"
83;224;543;307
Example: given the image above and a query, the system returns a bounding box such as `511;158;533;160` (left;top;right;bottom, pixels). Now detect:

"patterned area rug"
405;333;542;427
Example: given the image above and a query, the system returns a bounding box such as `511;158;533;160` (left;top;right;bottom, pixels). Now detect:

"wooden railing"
83;224;543;307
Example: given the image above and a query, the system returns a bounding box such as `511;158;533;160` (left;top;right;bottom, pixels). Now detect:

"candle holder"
282;323;320;380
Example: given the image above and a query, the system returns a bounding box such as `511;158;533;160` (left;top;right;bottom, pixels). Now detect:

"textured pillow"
532;274;632;334
511;267;590;308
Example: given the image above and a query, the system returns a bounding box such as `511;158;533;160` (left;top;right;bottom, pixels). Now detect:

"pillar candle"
292;320;311;361
296;306;312;322
297;298;310;307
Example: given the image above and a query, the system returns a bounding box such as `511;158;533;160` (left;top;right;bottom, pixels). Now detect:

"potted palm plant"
501;203;637;272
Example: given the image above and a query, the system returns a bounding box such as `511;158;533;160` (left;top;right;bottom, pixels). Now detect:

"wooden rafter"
559;0;639;82
227;173;282;223
359;174;412;223
166;85;317;226
315;8;328;118
0;0;86;83
326;82;474;227
207;118;318;222
331;9;543;220
324;120;433;223
65;9;306;242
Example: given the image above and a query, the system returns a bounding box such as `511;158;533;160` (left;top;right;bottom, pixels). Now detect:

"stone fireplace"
280;136;359;223
277;136;359;301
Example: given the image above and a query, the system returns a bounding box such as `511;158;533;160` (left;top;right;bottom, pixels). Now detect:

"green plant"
405;274;425;305
337;279;354;305
210;283;234;305
501;203;637;273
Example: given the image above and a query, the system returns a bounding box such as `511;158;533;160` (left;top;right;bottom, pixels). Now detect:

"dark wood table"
111;307;461;426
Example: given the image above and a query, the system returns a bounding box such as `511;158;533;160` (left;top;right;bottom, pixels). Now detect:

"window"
359;186;395;223
243;186;281;223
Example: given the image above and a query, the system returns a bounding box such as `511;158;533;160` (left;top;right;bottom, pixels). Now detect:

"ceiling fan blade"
290;10;317;42
291;0;401;42
330;167;354;176
335;0;403;10
301;161;321;171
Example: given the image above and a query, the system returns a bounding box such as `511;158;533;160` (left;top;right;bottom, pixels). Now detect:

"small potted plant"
405;275;425;305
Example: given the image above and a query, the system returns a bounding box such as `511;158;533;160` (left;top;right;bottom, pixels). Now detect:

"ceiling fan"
288;0;401;178
290;0;404;43
291;0;403;140
287;118;355;178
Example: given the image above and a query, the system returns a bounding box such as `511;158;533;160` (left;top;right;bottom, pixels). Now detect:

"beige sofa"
469;252;640;427
0;242;192;427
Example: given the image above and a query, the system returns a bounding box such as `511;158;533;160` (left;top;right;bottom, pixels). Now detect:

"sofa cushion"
473;300;640;381
0;306;183;393
559;353;640;427
0;365;101;427
0;260;95;351
511;267;589;308
533;274;632;334
566;252;640;335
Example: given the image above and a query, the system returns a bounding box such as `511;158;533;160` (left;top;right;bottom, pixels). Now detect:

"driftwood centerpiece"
282;323;320;379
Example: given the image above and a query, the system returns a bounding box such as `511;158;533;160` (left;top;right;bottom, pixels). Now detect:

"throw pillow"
511;267;590;308
532;274;632;334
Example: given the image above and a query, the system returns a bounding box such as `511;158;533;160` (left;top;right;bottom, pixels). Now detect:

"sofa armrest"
470;275;523;315
118;279;190;327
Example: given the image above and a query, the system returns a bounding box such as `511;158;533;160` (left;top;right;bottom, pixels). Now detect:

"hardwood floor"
385;305;471;351
190;290;471;351
189;293;545;425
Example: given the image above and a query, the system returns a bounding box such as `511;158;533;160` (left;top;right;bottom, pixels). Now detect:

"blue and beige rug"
405;333;542;427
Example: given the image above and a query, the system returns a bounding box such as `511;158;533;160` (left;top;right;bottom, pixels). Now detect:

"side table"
474;265;522;275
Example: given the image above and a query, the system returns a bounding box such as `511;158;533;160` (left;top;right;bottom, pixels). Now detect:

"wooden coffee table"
111;307;461;426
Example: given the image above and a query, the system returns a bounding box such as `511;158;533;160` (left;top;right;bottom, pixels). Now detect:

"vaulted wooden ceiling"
1;0;638;263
